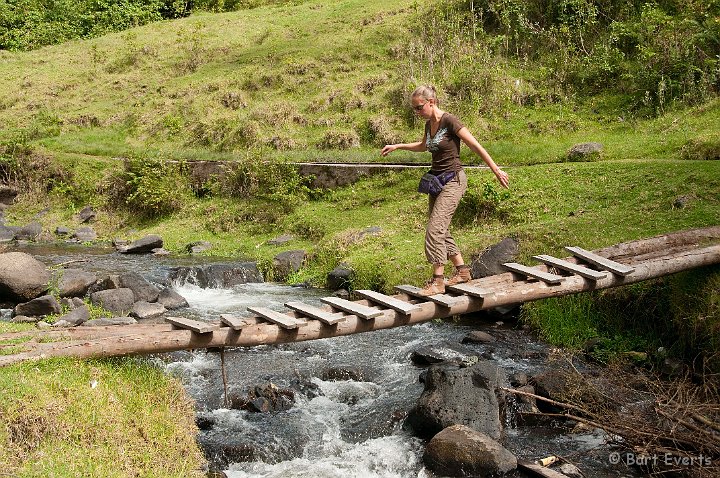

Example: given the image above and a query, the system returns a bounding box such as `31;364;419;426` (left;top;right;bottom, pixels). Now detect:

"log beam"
0;242;717;366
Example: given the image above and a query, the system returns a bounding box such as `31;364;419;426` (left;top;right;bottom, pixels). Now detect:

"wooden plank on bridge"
565;246;635;276
166;316;217;334
503;262;565;285
533;254;609;280
284;301;346;325
320;297;384;320
246;306;307;329
219;314;255;330
394;285;464;307
355;290;421;315
445;282;494;299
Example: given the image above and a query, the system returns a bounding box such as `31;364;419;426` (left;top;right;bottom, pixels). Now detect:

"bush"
215;151;314;212
104;156;191;219
0;1;190;51
401;0;720;114
316;130;361;150
681;132;720;161
454;179;509;225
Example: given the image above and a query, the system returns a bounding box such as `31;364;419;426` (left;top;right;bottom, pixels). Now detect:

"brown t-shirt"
424;113;464;173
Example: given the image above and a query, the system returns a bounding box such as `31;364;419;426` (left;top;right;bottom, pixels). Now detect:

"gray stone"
272;250;307;281
77;206;96;223
406;361;508;439
470;237;519;278
130;301;166;320
11;315;39;323
266;234;294;245
14;294;61;317
56;304;90;326
186;241;212;254
90;288;135;315
88;275;122;295
327;263;353;290
673;195;693;209
462;331;497;344
410;342;478;366
118;234;163;254
424;424;517;477
82;317;137;327
168;263;263;288
558;463;584;477
119;272;160;303
57;269;97;298
156;288;189;310
51;319;73;328
55;226;71;236
567;142;603;161
0;225;15;243
72;226;97;242
14;222;42;241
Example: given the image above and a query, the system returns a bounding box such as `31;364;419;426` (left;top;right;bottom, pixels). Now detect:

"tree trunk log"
1;232;718;366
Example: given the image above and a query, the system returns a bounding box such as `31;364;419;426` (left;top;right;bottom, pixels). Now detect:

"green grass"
0;0;719;473
0;357;205;477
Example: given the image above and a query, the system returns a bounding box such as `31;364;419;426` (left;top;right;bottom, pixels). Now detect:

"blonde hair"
411;85;439;105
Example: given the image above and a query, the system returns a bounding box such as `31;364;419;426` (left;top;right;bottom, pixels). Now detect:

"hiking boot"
417;275;445;296
445;265;471;286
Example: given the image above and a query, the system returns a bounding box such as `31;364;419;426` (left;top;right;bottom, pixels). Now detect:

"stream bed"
5;244;641;477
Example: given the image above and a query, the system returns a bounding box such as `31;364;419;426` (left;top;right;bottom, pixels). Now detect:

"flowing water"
5;244;640;477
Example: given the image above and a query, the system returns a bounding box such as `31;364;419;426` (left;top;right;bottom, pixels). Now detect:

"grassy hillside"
0;1;719;474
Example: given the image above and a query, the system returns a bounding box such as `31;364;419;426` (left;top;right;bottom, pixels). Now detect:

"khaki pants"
425;169;467;264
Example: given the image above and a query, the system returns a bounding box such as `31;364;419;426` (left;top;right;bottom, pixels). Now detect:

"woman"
381;85;509;296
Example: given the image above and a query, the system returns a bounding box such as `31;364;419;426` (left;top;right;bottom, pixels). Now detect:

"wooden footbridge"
1;227;719;366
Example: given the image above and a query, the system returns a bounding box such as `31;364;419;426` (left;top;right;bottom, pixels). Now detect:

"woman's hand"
495;168;510;189
381;144;397;157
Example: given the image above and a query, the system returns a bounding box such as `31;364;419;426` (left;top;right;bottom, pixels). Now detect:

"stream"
4;244;641;477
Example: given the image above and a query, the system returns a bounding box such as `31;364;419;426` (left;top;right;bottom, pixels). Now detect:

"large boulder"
55;304;91;326
72;226;97;242
0;225;16;243
327;263;353;291
119;272;160;303
567;142;603;162
118;234;163;254
14;222;42;241
0;252;50;302
130;301;166;320
424;424;517;477
57;269;97;298
272;250;306;281
156;288;189;309
410;342;479;366
90;288;135;315
13;294;61;318
405;361;508;440
470;238;519;278
168;263;263;288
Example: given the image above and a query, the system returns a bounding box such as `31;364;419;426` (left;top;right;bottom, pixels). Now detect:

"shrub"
215;151;313;212
0;0;189;51
104;156;191;219
365;115;400;147
189;118;259;151
316;130;361;150
681;133;720;161
453;179;510;225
